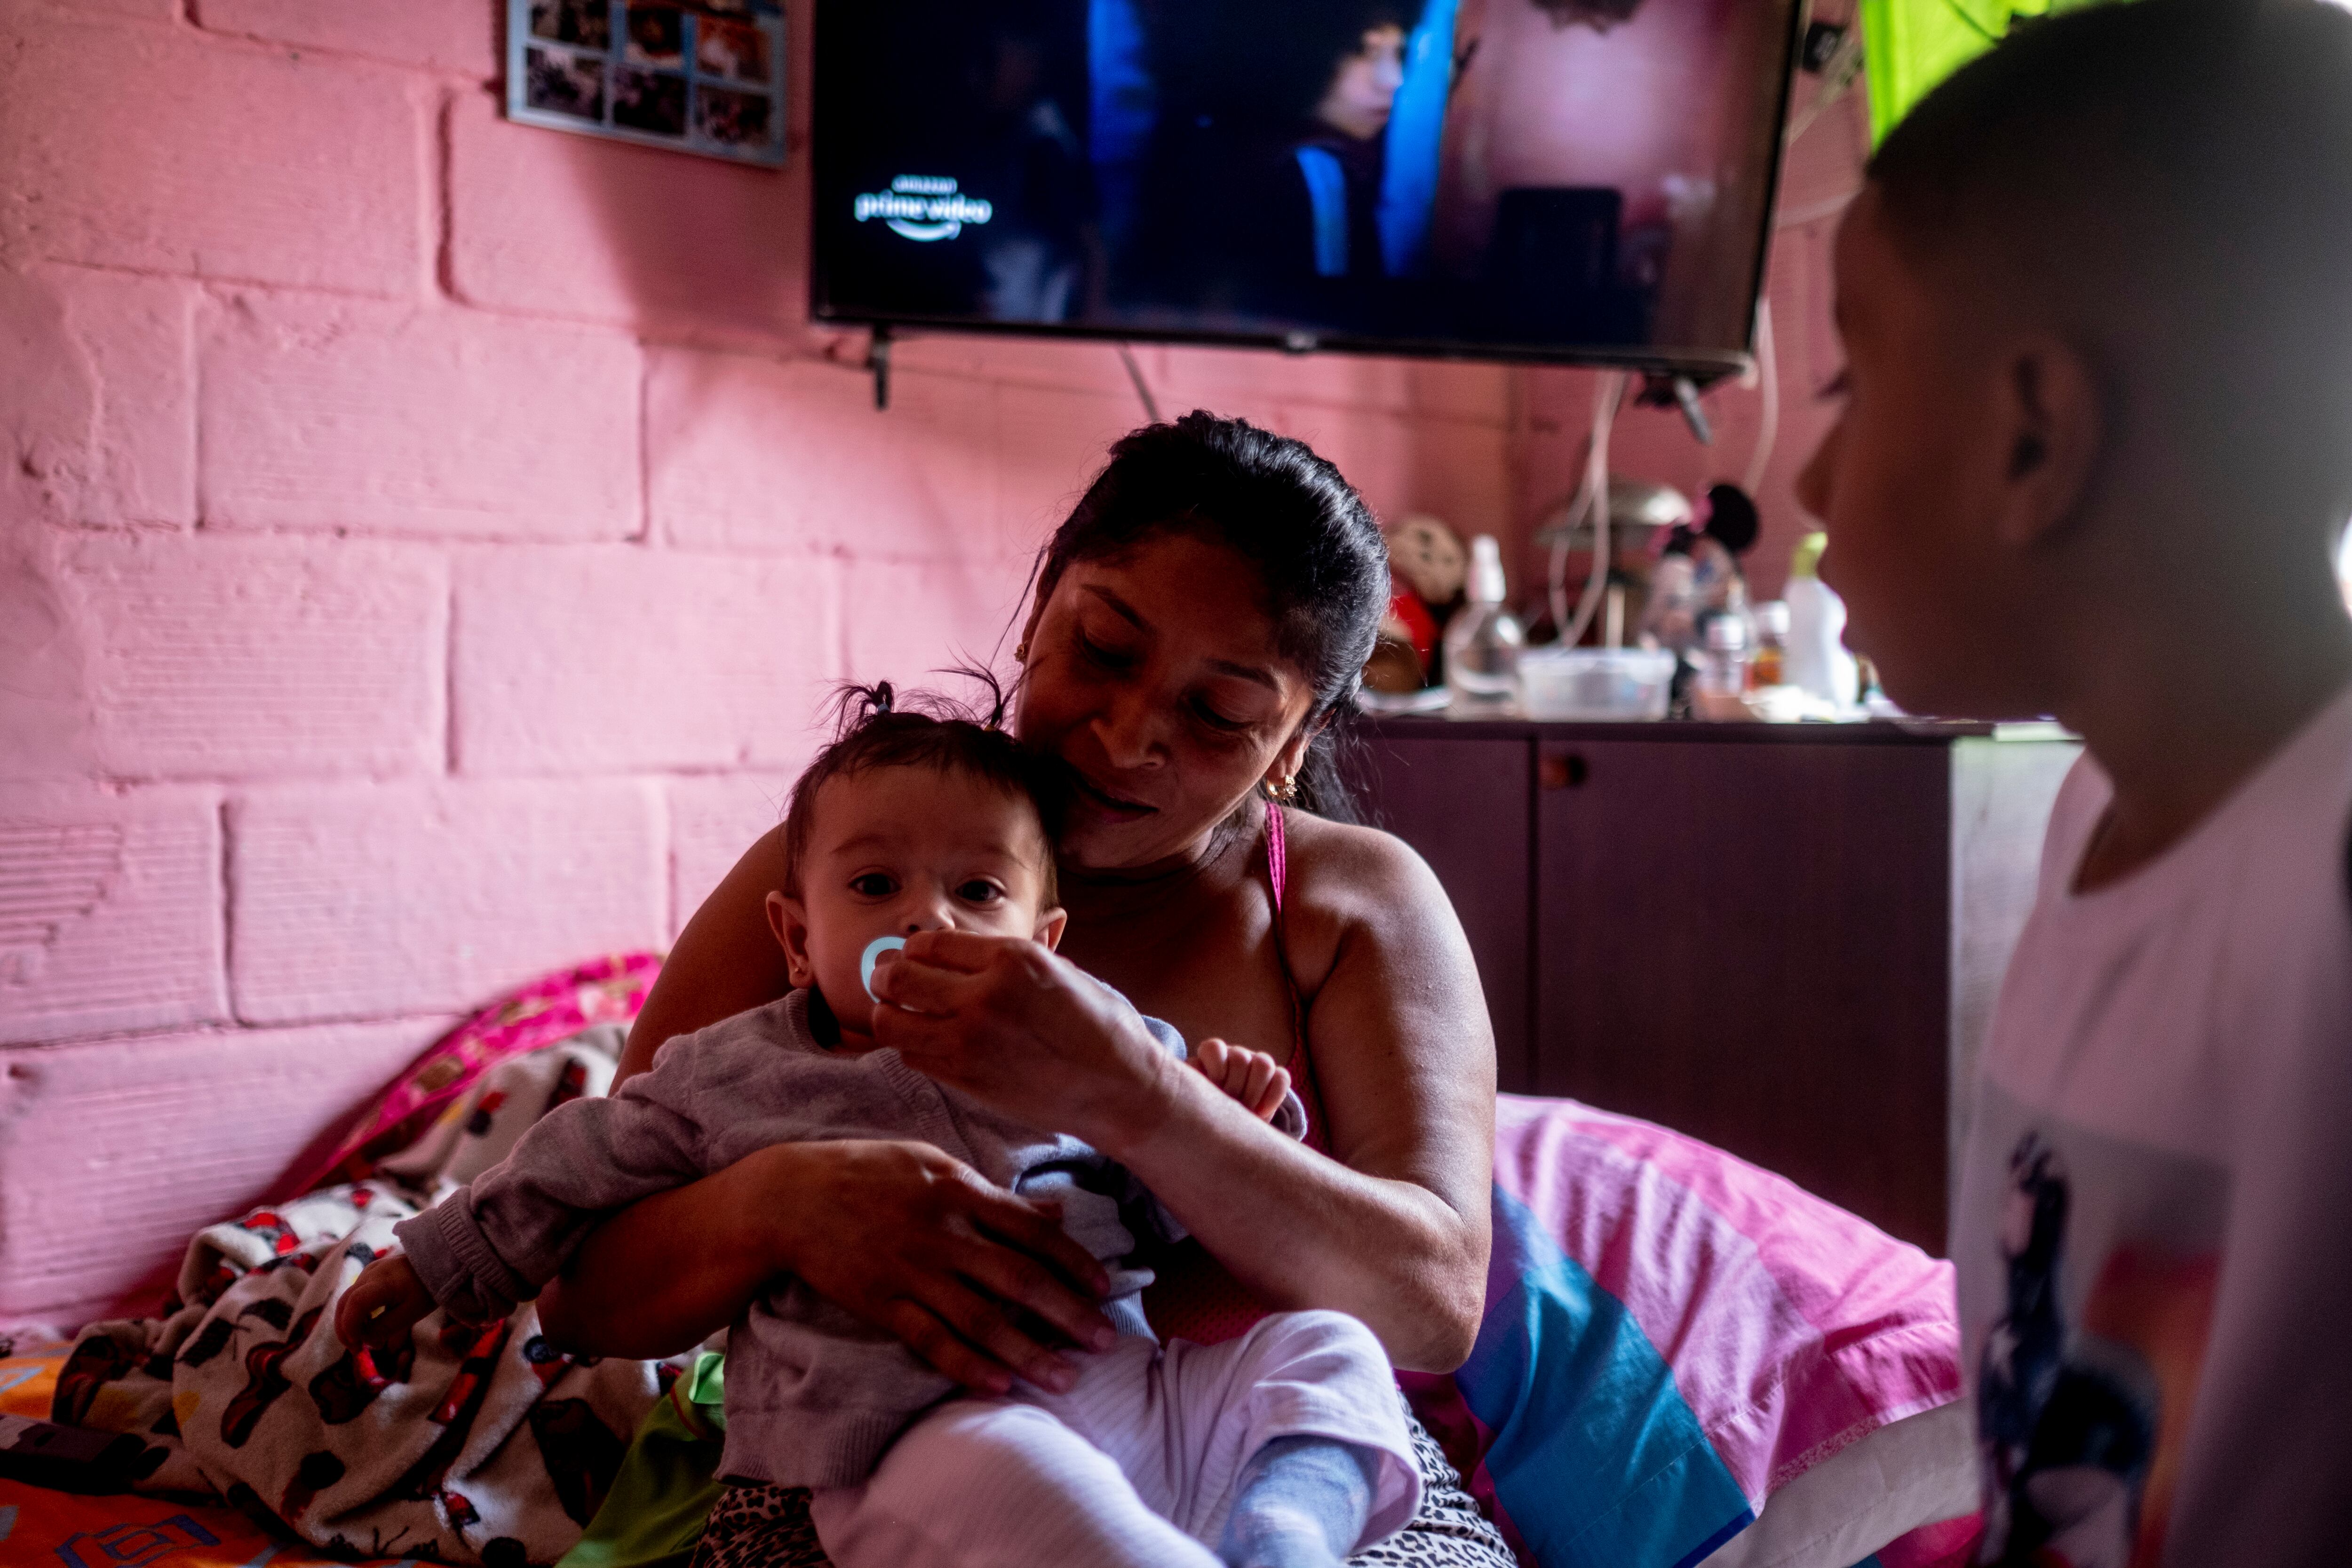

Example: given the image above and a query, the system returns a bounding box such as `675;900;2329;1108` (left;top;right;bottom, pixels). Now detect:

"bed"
3;1340;369;1568
9;958;1981;1568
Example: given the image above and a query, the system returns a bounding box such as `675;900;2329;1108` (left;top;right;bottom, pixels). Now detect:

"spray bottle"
1445;535;1525;716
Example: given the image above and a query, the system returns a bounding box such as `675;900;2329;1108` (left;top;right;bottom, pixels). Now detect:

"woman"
539;414;1507;1567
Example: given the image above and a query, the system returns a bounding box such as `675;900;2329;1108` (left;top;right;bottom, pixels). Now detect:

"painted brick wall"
0;0;1865;1329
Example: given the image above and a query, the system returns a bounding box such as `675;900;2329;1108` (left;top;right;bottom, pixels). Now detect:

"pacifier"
860;935;907;1003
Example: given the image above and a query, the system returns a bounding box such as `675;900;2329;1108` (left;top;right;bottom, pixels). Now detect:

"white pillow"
1695;1401;1977;1568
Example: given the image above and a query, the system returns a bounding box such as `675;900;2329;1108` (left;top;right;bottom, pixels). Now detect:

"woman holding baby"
540;413;1508;1568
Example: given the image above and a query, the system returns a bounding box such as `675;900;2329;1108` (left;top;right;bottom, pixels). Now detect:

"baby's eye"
957;879;1005;905
850;873;897;898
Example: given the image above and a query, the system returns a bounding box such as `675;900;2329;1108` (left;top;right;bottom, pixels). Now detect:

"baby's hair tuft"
783;669;1065;903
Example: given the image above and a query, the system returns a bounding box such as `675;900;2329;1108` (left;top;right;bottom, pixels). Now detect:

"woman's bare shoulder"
1281;808;1442;906
1277;809;1457;968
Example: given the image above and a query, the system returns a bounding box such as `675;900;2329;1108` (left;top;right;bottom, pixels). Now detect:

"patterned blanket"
54;1010;669;1565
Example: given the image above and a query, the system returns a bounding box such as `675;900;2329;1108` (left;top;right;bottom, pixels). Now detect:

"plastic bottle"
1748;600;1789;690
1445;534;1524;715
1783;532;1859;709
1697;612;1750;698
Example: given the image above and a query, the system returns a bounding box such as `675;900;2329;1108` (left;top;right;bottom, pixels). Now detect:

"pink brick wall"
0;0;1860;1328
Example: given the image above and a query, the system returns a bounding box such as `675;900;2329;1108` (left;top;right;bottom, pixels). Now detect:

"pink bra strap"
1262;802;1331;1150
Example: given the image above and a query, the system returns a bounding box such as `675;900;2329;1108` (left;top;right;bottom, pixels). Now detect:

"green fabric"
1858;0;2120;145
558;1353;730;1568
682;1350;728;1432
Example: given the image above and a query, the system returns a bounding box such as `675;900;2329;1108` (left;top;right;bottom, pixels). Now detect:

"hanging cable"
1548;370;1629;648
1742;298;1780;496
1783;21;1865;146
1544;452;1592;642
1116;343;1163;424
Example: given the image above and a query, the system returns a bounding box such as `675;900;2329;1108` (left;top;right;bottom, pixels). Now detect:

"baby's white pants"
808;1308;1422;1568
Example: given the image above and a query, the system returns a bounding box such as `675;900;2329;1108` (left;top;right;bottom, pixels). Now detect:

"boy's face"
767;764;1065;1040
1796;189;2055;720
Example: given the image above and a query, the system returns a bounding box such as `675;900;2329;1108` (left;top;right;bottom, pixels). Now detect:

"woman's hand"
538;1138;1118;1393
770;1138;1119;1394
869;931;1179;1154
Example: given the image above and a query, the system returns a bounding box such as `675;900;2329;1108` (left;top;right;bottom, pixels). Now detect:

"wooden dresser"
1345;716;2079;1252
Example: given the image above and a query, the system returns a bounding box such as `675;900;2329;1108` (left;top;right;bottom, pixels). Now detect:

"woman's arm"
537;1137;1119;1386
615;825;796;1086
874;825;1496;1372
535;1142;803;1358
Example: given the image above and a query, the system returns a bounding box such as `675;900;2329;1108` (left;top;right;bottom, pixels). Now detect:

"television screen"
810;0;1800;377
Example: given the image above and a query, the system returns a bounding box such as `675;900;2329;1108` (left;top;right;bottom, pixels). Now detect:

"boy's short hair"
1869;0;2352;523
782;679;1068;906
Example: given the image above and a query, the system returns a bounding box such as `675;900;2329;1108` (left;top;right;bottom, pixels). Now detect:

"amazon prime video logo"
854;175;994;241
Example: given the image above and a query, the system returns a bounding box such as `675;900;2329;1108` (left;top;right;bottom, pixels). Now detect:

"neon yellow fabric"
557;1352;730;1568
1859;0;2117;144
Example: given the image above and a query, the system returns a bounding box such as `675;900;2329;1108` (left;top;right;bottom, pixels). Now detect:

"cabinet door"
1347;735;1533;1091
1534;739;1950;1250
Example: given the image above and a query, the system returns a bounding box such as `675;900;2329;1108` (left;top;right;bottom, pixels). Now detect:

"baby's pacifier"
860;935;907;1003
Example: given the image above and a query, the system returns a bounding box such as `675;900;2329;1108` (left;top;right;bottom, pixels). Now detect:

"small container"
1517;647;1677;721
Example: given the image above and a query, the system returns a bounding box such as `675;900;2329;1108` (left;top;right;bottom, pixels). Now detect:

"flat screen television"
810;0;1802;381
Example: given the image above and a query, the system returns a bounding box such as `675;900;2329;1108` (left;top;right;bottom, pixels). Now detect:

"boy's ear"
766;891;817;988
1034;905;1069;952
1994;333;2103;551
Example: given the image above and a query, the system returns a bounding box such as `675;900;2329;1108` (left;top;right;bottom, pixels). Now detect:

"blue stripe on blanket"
1455;1186;1754;1568
0;1363;48;1398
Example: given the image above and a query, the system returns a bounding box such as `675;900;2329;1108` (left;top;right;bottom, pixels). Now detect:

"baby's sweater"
394;985;1305;1489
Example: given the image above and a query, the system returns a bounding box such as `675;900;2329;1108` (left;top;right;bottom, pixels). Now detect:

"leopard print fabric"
1347;1394;1517;1567
690;1478;825;1568
688;1391;1515;1568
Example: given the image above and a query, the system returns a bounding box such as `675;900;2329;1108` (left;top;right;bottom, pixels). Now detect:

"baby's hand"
1190;1038;1290;1123
334;1253;436;1351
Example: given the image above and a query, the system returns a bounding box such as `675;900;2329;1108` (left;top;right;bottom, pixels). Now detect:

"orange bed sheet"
0;1340;409;1568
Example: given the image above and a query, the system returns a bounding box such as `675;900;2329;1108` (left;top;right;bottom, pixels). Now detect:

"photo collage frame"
508;0;787;166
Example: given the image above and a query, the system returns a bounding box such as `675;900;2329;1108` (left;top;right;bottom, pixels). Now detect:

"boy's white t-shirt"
1953;678;2352;1567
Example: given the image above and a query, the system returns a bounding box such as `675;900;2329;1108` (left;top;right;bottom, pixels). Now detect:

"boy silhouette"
1797;3;2352;1560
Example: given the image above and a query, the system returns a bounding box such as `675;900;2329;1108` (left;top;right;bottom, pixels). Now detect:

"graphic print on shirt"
1962;1093;2226;1568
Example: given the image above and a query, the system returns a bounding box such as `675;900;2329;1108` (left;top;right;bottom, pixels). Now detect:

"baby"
337;687;1419;1568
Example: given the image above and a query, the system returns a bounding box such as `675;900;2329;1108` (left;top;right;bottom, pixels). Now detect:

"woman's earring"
1267;774;1300;804
1015;640;1029;662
